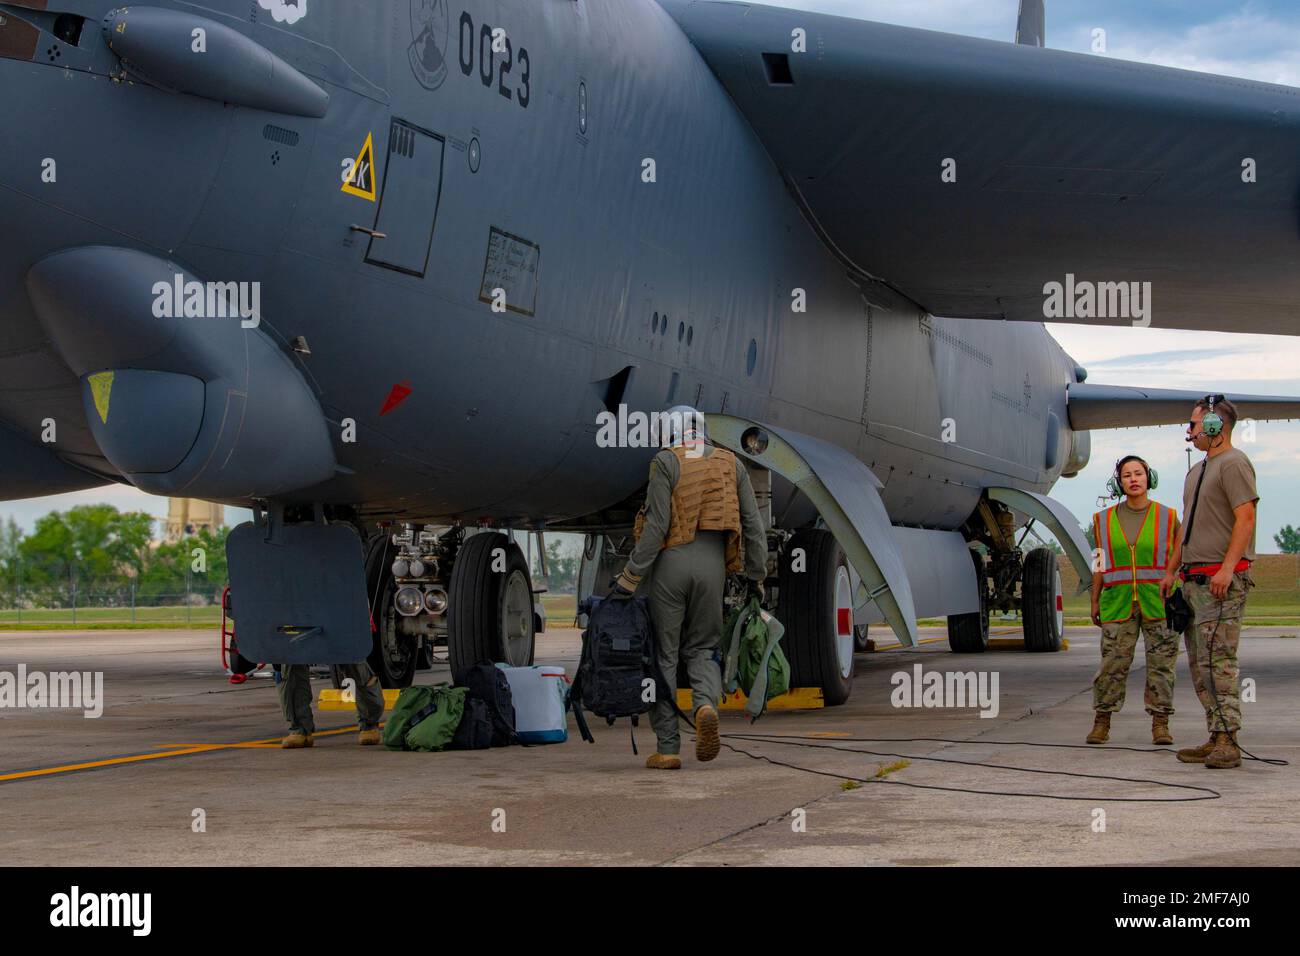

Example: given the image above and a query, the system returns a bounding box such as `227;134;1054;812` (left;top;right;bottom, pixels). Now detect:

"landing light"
423;588;448;615
741;427;770;455
395;586;424;617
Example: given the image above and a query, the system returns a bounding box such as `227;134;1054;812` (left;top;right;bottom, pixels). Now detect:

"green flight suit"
620;445;767;755
279;661;385;735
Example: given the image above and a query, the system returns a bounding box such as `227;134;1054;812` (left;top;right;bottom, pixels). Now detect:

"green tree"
137;526;230;605
0;517;22;607
18;505;155;601
1274;524;1300;554
542;538;579;594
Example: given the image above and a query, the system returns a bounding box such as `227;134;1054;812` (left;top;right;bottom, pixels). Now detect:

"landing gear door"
226;523;372;665
364;118;446;277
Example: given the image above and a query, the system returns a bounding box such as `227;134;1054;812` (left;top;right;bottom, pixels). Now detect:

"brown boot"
1151;716;1173;746
358;729;381;746
1204;732;1242;769
1085;712;1111;744
694;704;720;762
281;731;313;749
645;753;682;770
1177;736;1216;763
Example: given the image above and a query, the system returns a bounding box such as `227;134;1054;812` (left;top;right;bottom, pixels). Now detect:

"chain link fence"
0;579;226;628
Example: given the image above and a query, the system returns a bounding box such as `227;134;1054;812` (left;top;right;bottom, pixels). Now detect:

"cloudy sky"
4;0;1299;551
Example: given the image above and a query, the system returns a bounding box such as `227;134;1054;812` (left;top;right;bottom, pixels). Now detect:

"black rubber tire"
854;623;871;654
1022;547;1064;652
948;549;990;653
447;532;536;683
416;640;434;670
364;533;417;689
777;528;854;706
228;643;258;676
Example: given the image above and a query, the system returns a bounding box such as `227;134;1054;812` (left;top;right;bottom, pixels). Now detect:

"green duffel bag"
721;596;790;720
383;684;467;752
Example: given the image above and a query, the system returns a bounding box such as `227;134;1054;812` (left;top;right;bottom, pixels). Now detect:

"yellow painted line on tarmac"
0;725;365;784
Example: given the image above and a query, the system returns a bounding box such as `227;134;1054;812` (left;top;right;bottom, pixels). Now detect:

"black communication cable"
1198;594;1288;766
712;732;1223;803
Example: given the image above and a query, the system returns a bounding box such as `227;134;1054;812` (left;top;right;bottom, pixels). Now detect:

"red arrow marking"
380;381;412;416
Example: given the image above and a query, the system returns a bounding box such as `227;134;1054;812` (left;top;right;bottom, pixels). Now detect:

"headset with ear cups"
1107;455;1158;499
1201;393;1226;437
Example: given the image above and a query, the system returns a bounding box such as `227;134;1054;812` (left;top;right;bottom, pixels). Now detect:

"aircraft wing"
1067;384;1300;430
659;1;1300;334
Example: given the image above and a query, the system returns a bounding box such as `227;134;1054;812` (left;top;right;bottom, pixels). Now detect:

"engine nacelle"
1062;428;1091;477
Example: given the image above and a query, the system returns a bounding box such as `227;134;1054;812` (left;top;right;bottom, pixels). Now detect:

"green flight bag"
383;684;467;752
721;596;790;719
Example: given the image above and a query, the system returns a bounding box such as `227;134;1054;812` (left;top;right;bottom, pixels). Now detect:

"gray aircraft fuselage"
0;0;1084;529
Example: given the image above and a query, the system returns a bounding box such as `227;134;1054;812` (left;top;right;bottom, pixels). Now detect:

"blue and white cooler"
496;664;570;744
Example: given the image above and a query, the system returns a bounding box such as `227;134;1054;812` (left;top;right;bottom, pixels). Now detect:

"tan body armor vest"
634;445;744;572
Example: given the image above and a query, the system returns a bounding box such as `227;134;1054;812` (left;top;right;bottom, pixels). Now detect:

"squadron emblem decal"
408;0;450;91
257;0;308;26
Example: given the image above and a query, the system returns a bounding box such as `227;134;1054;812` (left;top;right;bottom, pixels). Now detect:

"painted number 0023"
458;11;531;108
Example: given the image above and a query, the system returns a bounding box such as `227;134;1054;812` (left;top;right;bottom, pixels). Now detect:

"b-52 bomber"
2;0;1298;702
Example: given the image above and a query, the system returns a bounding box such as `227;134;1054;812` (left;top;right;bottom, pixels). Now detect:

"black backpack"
571;595;668;752
449;695;493;750
455;662;519;747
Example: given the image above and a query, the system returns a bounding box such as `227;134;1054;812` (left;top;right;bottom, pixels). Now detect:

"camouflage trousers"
278;661;386;735
1183;571;1251;733
1093;604;1178;715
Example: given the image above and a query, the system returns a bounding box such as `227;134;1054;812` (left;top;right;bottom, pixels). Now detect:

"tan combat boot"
1085;712;1111;744
694;704;721;762
1151;716;1173;746
645;753;682;770
281;731;313;749
358;729;381;746
1204;732;1242;769
1176;736;1216;763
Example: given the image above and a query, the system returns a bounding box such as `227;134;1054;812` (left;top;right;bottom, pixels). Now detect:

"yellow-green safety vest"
1094;502;1174;623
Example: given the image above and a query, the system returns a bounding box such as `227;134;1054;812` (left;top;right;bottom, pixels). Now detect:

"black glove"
609;577;634;599
746;578;765;603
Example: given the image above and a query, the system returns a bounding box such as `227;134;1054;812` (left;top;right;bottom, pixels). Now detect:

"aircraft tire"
447;532;536;682
778;528;854;706
1021;547;1064;652
854;623;871;654
364;532;417;689
947;550;989;652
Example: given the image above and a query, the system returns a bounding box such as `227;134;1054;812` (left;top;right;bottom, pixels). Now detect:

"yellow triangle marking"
341;131;377;201
87;371;114;424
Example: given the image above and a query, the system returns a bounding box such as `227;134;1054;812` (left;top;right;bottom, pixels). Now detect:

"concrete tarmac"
0;625;1296;866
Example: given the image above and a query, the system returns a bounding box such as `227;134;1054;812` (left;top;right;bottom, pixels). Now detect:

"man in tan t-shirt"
1160;395;1258;769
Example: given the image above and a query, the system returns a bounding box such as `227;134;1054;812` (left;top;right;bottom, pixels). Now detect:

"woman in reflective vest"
1086;455;1181;746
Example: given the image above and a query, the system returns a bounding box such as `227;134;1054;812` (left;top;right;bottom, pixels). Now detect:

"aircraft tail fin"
1067;384;1300;431
1015;0;1045;47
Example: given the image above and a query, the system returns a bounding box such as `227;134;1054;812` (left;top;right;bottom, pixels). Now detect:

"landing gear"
446;531;536;681
365;533;418;688
1022;546;1065;652
777;528;854;706
947;549;990;653
853;622;872;654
